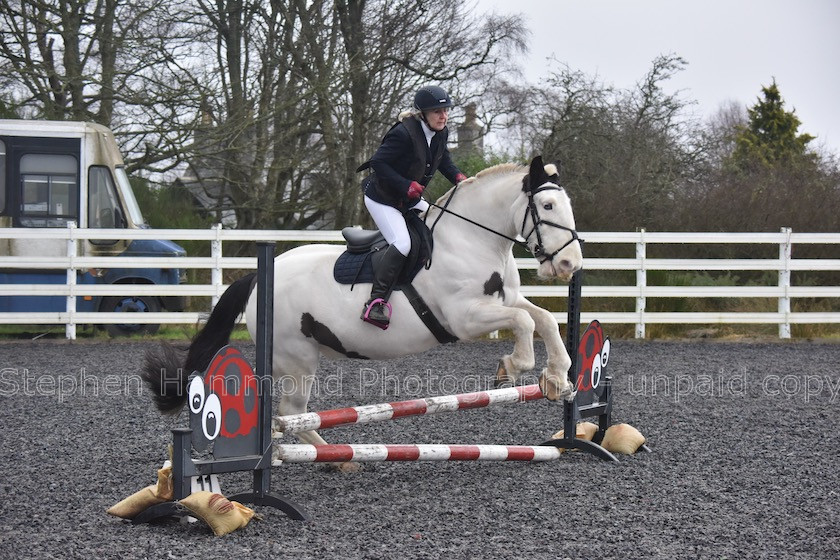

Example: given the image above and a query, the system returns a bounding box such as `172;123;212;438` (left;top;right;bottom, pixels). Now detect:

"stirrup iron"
362;298;392;330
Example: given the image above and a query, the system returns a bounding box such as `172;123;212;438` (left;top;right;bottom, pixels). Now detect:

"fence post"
211;223;223;308
635;228;646;339
66;222;77;340
778;227;792;339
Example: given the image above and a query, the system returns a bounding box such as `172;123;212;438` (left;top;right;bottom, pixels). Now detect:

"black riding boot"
361;244;406;329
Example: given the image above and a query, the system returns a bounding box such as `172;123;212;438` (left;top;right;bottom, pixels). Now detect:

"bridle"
521;184;581;264
426;181;581;263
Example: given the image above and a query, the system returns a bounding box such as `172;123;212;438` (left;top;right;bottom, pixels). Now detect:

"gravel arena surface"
1;337;839;559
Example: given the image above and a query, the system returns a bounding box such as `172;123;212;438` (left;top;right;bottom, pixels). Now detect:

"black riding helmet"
413;85;453;112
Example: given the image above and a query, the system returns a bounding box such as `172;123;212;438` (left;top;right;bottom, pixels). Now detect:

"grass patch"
0;323;253;342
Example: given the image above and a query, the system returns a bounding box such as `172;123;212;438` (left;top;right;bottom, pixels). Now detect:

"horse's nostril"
560;259;572;271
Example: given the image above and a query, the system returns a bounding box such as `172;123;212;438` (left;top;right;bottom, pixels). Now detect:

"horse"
143;155;583;453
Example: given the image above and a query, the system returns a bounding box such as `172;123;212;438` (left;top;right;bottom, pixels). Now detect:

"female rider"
358;85;467;328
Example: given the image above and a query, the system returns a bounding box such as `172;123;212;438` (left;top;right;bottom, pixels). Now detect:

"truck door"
87;165;129;253
0;137;80;314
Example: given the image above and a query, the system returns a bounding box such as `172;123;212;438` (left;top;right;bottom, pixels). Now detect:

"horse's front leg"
459;302;539;387
510;295;575;402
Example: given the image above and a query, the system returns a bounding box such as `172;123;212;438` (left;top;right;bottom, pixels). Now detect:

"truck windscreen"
114;166;147;226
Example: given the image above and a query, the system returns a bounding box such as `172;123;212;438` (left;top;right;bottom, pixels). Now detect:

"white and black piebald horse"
144;156;583;450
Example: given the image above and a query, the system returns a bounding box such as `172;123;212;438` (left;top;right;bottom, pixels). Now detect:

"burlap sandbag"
550;421;598;452
154;465;173;500
107;486;165;519
178;491;256;536
600;423;646;454
551;420;598;441
106;465;173;519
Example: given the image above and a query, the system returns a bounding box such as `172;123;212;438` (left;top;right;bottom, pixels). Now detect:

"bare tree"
703;100;747;166
1;0;91;119
503;54;705;232
286;0;529;226
178;0;528;230
1;1;165;118
0;0;527;232
0;0;210;176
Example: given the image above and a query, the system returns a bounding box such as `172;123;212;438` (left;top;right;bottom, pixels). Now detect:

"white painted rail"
1;225;838;339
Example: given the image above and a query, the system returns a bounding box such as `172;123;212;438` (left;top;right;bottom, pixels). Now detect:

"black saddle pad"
334;251;378;285
333;212;432;287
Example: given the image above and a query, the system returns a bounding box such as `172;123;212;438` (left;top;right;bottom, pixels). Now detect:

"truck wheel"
101;295;161;337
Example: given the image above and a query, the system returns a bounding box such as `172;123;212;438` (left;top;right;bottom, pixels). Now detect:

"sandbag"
178;491;256;536
154;465;174;500
106;465;173;519
106;486;165;519
550;421;599;452
600;423;646;454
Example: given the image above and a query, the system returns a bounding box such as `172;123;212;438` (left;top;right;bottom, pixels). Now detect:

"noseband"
520;184;581;264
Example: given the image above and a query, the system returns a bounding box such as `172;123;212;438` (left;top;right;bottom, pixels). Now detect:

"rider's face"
424;108;449;131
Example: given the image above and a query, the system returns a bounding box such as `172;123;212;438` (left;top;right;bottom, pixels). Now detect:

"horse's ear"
546;160;561;183
525;155;549;192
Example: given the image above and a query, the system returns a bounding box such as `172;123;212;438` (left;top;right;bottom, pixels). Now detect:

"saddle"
333;211;458;344
333;211;432;288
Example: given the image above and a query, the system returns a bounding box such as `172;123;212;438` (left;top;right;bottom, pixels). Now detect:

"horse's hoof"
334;461;362;473
539;382;557;401
495;359;512;387
539;375;575;402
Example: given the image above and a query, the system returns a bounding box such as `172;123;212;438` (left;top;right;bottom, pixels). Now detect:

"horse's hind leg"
275;375;327;445
272;345;360;472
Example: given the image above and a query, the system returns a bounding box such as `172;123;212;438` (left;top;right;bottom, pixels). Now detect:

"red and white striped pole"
273;384;545;436
272;443;562;464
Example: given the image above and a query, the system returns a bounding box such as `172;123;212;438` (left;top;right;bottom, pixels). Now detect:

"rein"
426;182;581;264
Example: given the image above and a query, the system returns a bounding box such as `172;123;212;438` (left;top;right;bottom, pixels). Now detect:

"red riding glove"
455;173;468;184
407;181;424;200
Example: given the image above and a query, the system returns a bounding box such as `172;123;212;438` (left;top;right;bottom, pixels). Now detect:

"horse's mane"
434;163;527;206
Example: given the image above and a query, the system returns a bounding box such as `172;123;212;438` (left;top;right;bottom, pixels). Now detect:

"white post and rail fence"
1;226;838;340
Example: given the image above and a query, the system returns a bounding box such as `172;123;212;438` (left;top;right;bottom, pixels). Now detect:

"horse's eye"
543;203;553;211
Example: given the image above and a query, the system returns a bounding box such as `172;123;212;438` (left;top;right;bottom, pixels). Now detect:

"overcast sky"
473;0;840;155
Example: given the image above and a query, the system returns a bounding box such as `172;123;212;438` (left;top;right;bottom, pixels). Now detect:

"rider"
358;85;468;328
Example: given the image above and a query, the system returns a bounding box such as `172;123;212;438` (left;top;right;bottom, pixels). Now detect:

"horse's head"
521;156;583;281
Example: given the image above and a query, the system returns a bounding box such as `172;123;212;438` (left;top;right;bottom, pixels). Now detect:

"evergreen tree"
686;80;840;234
728;80;815;170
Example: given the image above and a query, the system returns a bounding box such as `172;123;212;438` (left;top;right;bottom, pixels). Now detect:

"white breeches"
364;196;428;257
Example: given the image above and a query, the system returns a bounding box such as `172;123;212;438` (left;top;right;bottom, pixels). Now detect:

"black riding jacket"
359;116;462;209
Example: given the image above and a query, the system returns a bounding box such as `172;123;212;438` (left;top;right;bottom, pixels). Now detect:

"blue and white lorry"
0;120;186;335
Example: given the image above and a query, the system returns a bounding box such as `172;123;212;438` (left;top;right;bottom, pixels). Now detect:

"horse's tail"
142;273;257;413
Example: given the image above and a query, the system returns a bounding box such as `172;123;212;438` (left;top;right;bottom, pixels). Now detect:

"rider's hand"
407;181;424;200
455;173;467;184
